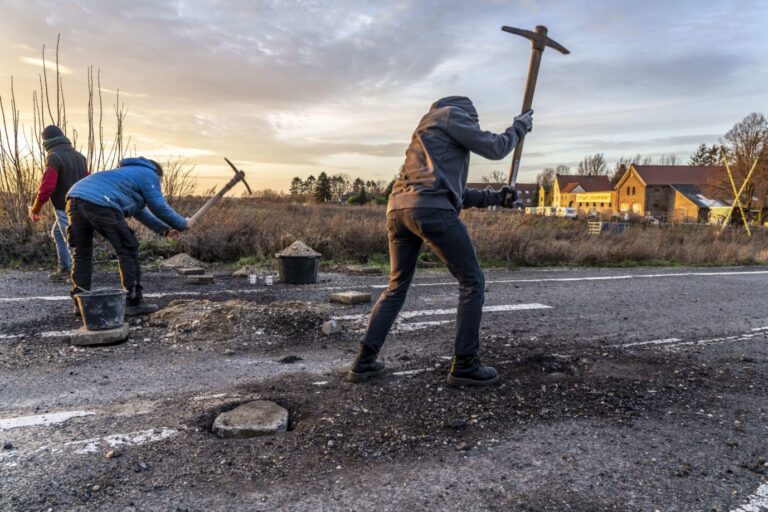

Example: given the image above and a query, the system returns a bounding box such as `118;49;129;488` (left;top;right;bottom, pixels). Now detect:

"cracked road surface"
0;265;767;511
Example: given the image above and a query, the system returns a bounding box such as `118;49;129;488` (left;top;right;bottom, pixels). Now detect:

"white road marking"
191;393;228;401
750;326;768;332
334;303;552;322
731;483;768;512
0;410;96;431
619;338;682;348
0;334;23;340
394;320;452;332
40;330;78;338
0;288;267;303
65;427;177;454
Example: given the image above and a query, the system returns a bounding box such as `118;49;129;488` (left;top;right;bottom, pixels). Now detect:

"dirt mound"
148;299;331;340
160;253;204;268
275;241;321;258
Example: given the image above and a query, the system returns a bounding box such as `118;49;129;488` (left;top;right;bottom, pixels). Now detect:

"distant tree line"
289;172;394;205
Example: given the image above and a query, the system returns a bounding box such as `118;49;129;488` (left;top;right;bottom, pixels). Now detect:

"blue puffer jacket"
67;157;188;234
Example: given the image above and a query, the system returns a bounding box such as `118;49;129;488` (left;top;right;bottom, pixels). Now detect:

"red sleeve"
30;166;59;214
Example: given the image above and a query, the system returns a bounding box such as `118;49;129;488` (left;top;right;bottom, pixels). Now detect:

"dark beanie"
41;125;64;141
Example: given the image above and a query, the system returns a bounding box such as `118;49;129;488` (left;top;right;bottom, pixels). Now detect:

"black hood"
430;96;479;122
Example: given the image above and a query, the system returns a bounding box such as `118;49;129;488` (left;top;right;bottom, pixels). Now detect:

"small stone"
345;264;381;275
2;442;13;450
456;442;470;451
105;450;118;459
278;355;302;364
327;440;334;448
212;400;289;439
70;323;130;347
322;319;342;335
733;420;742;430
186;274;215;285
450;419;468;430
329;291;372;305
177;267;205;276
92;485;101;492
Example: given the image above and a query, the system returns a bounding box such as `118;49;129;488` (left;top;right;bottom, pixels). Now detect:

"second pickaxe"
190;158;253;224
503;25;569;186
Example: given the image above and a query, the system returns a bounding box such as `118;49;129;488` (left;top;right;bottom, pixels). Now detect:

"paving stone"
70;323;130;346
212;400;288;439
322;319;342;335
345;264;382;275
186;274;215;284
329;291;372;305
177;267;205;276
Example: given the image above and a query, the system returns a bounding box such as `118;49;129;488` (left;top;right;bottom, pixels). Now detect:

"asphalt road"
0;265;767;511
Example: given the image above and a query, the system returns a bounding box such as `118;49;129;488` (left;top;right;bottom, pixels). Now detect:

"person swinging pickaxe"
502;25;569;186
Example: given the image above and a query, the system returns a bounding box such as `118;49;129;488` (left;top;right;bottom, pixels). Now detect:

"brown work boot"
125;285;159;316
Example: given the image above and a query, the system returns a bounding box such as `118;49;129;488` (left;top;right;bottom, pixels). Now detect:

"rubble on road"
345;264;382;275
330;291;372;305
212;400;289;438
160;253;204;268
177;267;205;276
322;319;342;335
232;265;261;277
148;299;331;340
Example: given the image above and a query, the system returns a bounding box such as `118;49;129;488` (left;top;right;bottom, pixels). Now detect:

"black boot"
347;344;385;383
125;285;159;316
447;354;499;387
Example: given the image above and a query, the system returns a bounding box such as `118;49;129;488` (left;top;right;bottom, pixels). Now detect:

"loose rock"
212;400;289;439
160;253;203;268
330;291;372;305
322;319;342;335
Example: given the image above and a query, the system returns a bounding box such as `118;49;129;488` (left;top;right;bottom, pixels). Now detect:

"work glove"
498;186;518;208
514;109;534;133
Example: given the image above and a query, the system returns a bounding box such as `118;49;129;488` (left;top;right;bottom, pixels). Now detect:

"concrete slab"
329;290;372;305
346;264;382;275
186;274;215;285
212;400;288;439
70;323;130;346
177;267;205;276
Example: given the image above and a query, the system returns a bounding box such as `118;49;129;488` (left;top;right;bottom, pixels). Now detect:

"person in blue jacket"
66;157;195;316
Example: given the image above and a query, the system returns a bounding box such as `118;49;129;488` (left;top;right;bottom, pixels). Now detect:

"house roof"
556;174;613;192
670;185;729;209
632;165;723;186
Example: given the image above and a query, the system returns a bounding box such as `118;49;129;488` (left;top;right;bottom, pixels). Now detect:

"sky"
0;0;767;191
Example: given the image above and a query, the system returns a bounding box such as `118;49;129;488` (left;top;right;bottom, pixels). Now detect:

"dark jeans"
363;208;485;357
66;198;141;297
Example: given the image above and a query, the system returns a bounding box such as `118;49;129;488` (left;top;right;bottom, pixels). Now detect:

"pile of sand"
160;253;203;268
148;299;330;340
275;241;321;258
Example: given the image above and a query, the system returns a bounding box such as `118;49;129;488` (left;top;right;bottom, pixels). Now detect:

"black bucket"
75;289;127;331
278;256;320;284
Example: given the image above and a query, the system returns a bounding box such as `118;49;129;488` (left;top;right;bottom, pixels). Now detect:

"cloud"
20;57;72;74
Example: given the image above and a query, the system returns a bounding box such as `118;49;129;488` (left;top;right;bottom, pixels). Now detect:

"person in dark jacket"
28;125;89;281
348;96;533;387
66;157;194;316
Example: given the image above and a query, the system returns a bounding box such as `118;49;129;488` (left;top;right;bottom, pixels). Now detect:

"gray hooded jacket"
387;96;527;213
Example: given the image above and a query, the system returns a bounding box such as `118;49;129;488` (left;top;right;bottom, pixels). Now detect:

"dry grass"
158;200;768;268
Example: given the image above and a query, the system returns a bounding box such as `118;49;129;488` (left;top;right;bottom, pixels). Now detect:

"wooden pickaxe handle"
190;158;252;225
508;48;542;186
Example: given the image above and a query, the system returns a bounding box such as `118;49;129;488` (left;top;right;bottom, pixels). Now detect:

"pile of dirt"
275;241;321;258
160;253;203;268
148;299;331;340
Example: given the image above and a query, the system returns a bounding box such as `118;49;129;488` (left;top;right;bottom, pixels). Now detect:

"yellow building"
552;174;616;216
615;165;726;222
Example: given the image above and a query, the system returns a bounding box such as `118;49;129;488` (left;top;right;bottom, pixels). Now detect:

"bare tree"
481;170;507;184
577;153;608;176
657;153;680;165
536;167;556;205
721;112;768;212
162;157;197;199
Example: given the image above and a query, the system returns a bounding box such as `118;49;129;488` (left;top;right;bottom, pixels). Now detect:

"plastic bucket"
278;256;319;284
75;289;127;331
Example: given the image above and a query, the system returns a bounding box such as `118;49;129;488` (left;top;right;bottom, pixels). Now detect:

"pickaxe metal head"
502;25;569;55
224;157;253;195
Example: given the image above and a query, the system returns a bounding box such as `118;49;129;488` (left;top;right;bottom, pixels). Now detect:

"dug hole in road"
0;265;767;511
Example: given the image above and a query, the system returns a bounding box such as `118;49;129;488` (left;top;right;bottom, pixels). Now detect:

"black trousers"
66;198;141;297
363;208;485;357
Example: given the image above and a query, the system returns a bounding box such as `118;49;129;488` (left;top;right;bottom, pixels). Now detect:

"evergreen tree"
689;144;724;166
314;172;332;203
289;177;303;197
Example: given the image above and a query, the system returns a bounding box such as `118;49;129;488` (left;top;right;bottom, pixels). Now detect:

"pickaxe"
502;25;569;186
190;158;253;224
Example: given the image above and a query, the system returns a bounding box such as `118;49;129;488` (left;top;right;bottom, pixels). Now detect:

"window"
632;186;636;195
627;186;630;195
578;202;582;207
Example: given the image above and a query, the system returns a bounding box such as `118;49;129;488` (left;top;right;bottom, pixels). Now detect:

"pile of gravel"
160;253;203;268
275;241;321;258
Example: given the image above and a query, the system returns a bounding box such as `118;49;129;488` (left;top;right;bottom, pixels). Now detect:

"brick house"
615;165;726;222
